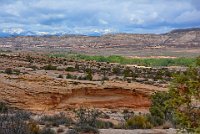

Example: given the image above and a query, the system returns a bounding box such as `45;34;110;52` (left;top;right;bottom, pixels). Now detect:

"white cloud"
175;10;200;23
0;0;199;35
3;28;24;34
99;19;108;25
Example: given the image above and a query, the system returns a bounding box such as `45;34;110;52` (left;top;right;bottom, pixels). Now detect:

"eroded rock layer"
0;74;166;112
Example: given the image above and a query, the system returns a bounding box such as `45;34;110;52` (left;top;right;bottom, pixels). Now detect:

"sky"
0;0;200;35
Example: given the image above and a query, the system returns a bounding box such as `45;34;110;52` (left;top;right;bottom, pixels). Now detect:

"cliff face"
0;74;166;112
0;28;199;49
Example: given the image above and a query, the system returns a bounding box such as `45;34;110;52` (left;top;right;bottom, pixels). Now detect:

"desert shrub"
43;64;57;70
75;108;99;127
13;69;20;75
123;109;129;114
162;121;173;129
77;76;86;80
74;125;99;134
75;64;80;70
66;73;73;79
57;128;64;133
66;129;78;134
70;108;100;134
57;74;63;78
85;71;93;81
39;127;56;134
196;56;200;66
28;121;40;134
15;110;31;121
195;127;200;134
149;91;172;126
84;68;93;81
96;120;114;129
0;111;32;134
40;113;71;127
66;74;77;79
102;76;109;81
5;68;13;74
0;102;8;113
123;111;134;121
126;115;152;129
112;67;121;75
99;112;110;119
26;55;33;63
127;79;132;83
65;67;76;72
123;67;133;78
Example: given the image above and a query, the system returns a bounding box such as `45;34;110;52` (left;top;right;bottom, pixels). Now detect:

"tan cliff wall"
0;74;166;112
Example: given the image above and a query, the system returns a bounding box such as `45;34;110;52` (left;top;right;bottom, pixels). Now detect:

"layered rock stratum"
0;73;166;112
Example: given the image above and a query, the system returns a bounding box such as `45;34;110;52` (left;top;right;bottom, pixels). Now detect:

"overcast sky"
0;0;200;35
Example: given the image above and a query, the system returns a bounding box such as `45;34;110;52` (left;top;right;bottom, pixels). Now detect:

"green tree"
149;92;172;126
167;65;200;132
149;57;200;132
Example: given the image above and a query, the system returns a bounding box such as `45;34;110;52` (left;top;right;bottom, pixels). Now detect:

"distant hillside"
169;28;200;34
0;28;199;49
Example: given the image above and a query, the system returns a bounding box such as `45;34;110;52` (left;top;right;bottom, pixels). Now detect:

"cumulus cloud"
0;0;199;35
3;27;24;34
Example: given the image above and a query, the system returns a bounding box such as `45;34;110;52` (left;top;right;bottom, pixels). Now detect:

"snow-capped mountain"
0;27;116;37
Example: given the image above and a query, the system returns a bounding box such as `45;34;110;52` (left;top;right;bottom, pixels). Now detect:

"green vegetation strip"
49;53;197;67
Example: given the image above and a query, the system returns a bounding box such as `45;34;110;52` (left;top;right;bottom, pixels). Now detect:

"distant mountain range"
0;27;199;38
0;28;199;50
0;31;63;37
0;29;106;37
